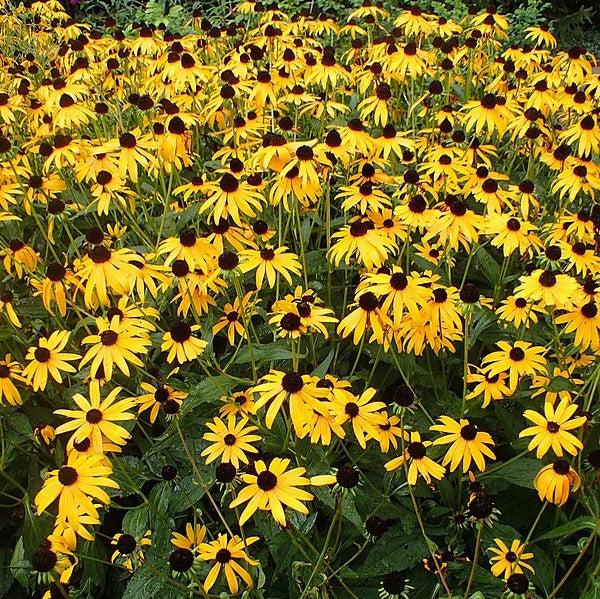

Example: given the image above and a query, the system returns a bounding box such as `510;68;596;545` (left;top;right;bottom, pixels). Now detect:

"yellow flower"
239;245;301;289
519;398;586;458
198;534;259;594
161;321;207;363
481;340;547;390
136;382;188;423
0;353;25;406
54;382;136;454
329;387;387;449
430;416;496;473
80;317;151;380
253;370;329;436
488;539;534;580
35;451;118;527
201;415;261;468
534;460;580;506
229;457;330;526
385;431;445;485
22;331;80;392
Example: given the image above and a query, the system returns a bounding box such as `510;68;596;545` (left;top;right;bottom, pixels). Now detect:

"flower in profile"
54;382;136;454
198;534;259;594
171;523;206;554
169;523;205;579
30;535;76;586
0;353;25;406
555;302;600;351
22;331;80;391
534;459;580;506
488;538;534;580
431;417;496;472
229;457;331;526
201;414;261;468
519;398;586;458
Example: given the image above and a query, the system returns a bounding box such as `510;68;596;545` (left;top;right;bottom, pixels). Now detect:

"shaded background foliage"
71;0;600;56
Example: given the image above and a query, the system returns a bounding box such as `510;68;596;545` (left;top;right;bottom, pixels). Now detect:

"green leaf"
354;530;429;576
181;375;238;415
474;246;501;285
311;349;334;378
121;560;186;599
484;457;543;489
533;516;596;542
546;376;578;392
232;342;297;367
123;504;150;537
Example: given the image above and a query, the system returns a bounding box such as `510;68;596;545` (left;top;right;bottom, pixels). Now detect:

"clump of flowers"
0;1;598;598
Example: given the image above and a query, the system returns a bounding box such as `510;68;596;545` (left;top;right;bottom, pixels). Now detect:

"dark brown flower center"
257;470;277;490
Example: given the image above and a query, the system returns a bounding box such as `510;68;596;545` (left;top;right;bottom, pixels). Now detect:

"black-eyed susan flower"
253;370;329;436
555;302;600;351
229;457;330;526
466;369;512;407
35;451;118;526
488;539;534;580
219;390;257;417
111;531;151;572
23;331;80;391
161;321;207;364
385;431;445;485
497;295;540;329
54;382;136;454
329;219;396;270
75;244;140;307
80;317;151;380
201;414;261;468
534;459;580;506
0;354;25;406
136;381;188;424
212;292;256;345
239;245;301;289
30;535;76;587
198;534;258;594
0;290;21;327
337;291;391;346
481;341;547;391
329;387;387;449
519;398;586;458
430;417;496;472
